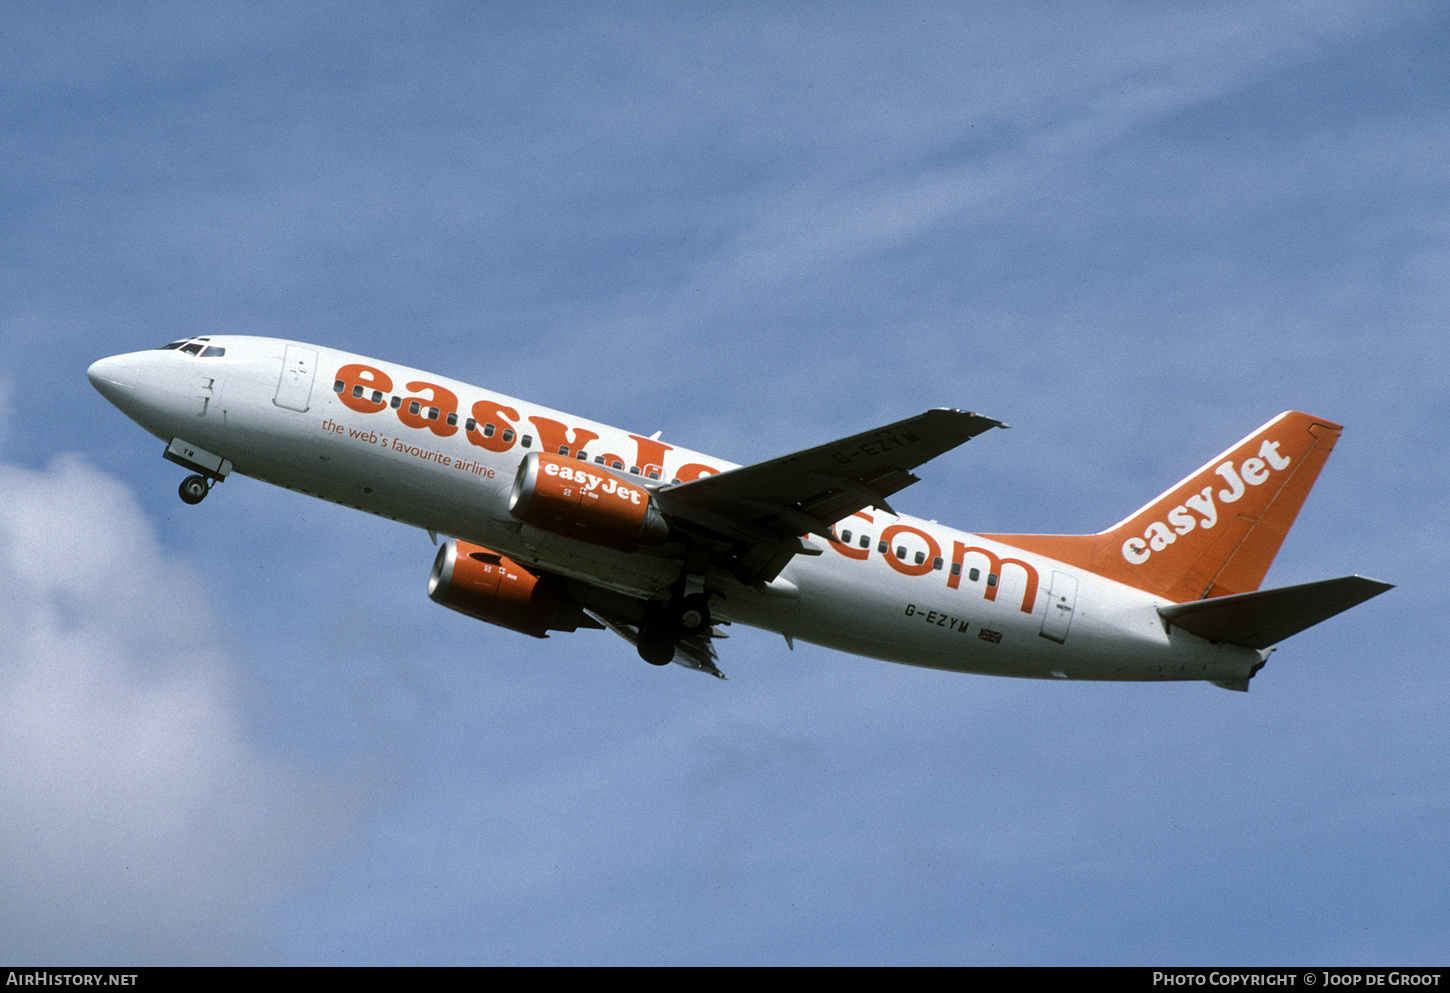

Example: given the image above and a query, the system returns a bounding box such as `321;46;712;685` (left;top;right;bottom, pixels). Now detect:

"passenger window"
950;563;962;577
987;573;998;588
629;466;640;475
969;568;980;582
507;430;518;444
391;396;402;409
859;535;870;549
612;460;624;470
372;390;383;404
483;423;495;437
932;557;943;570
427;407;439;420
878;541;888;554
409;401;421;415
558;445;570;455
841;529;853;543
465;418;477;432
647;470;659;480
577;451;588;460
595;456;605;464
353;385;365;399
333;380;345;393
914;551;926;565
446;412;458;426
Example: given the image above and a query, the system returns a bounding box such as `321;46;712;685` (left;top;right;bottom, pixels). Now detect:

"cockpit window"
157;337;223;357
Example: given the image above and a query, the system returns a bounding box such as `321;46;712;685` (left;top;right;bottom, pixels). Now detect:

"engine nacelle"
508;451;669;550
427;540;595;638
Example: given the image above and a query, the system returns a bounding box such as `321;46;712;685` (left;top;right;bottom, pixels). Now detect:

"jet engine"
428;539;598;638
508;451;670;550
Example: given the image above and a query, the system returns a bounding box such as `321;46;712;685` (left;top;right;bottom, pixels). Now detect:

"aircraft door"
1040;570;1078;643
274;345;317;412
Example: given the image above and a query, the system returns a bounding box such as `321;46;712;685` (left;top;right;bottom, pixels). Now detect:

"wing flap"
587;610;728;679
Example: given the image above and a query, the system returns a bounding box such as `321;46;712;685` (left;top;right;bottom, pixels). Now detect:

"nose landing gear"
162;439;232;506
178;474;211;505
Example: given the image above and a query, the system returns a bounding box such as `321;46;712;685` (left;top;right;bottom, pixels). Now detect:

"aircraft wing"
656;408;1004;584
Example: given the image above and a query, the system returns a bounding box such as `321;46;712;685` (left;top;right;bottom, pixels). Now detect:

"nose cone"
87;355;138;412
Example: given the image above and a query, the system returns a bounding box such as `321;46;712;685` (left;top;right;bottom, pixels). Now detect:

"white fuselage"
88;335;1264;685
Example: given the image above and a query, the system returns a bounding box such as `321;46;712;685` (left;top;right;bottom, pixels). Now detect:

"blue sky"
1;1;1446;965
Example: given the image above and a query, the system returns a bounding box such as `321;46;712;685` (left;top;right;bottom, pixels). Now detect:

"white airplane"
88;336;1390;689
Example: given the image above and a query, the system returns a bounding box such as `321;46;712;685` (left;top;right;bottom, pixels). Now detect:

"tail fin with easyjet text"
983;411;1342;602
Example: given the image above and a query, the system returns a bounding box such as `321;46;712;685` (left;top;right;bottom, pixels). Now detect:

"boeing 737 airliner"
87;336;1390;688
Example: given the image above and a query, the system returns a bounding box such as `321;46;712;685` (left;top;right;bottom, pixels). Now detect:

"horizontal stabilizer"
1158;575;1393;649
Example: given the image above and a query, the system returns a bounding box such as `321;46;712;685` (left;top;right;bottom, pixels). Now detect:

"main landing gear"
636;592;712;666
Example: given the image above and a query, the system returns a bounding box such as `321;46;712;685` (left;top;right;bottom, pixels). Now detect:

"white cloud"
0;453;345;963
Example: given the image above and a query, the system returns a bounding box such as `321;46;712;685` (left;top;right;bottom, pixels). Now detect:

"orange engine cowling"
508;451;670;550
427;540;595;638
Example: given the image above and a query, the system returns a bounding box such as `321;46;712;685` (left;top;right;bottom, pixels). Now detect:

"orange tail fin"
982;411;1342;602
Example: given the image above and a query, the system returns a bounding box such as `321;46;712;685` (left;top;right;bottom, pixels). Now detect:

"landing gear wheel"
677;593;711;636
637;629;677;666
178;475;209;505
